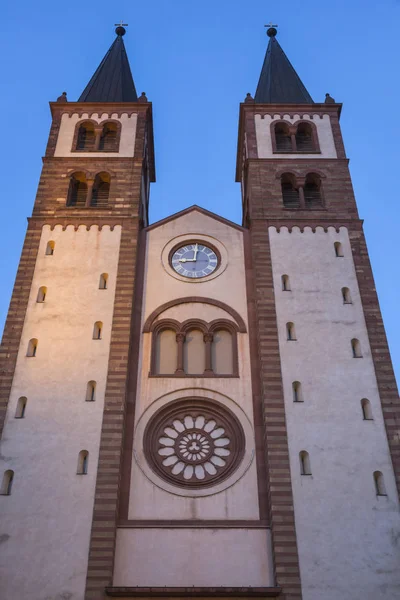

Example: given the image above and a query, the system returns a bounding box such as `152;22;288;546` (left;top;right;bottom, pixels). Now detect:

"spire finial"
114;20;128;36
265;22;278;37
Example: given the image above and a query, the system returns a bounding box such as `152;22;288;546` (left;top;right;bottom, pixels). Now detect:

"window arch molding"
271;119;320;153
66;170;113;208
72;119;99;151
143;297;247;333
271;120;293;152
149;318;239;377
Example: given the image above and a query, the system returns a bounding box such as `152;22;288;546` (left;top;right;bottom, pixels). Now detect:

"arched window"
334;242;343;257
99;273;108;289
15;396;27;418
373;471;387;496
286;322;296;341
184;329;206;375
36;286;47;303
45;241;55;256
351;338;362;358
342;287;352;304
211;329;234;375
93;322;103;340
282;274;291;291
281;174;300;209
299;451;311;475
86;381;96;402
361;398;373;420
99;122;118;151
292;381;303;402
275;123;292;151
67;172;88;207
0;470;14;495
304;173;323;208
27;338;38;357
155;328;178;374
295;122;314;151
91;172;110;208
76;122;96;150
77;451;89;475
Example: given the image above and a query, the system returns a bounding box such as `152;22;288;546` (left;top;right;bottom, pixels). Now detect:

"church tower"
1;24;399;600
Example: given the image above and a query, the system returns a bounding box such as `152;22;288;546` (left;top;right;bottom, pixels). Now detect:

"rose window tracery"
144;400;245;488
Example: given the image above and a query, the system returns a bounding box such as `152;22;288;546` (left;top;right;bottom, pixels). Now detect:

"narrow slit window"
86;381;96;402
286;322;296;341
77;451;89;475
93;322;103;340
15;397;27;418
282;274;291;291
36;286;47;303
293;381;303;402
0;470;14;495
373;471;387;496
342;287;352;304
361;398;373;420
27;338;38;357
334;242;343;257
99;273;108;289
45;241;55;256
351;338;362;358
299;451;311;475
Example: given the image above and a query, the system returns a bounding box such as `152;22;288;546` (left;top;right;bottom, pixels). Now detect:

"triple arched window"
273;121;320;153
151;319;239;377
281;172;324;209
74;120;120;152
67;171;111;208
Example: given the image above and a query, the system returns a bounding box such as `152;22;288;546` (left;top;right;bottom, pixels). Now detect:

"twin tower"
0;26;399;600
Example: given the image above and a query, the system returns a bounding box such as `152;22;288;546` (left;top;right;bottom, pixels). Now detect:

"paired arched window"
27;338;38;357
93;322;103;340
36;286;47;303
281;172;323;209
351;338;362;358
67;171;111;208
15;397;27;418
361;398;373;420
292;381;303;402
0;470;14;495
152;320;238;377
273;121;319;153
99;273;108;289
77;451;89;475
373;471;387;496
86;381;96;402
74;120;120;152
45;241;55;255
286;322;297;341
299;451;311;475
281;274;291;291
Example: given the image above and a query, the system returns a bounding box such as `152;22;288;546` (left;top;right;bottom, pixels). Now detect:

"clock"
170;242;219;279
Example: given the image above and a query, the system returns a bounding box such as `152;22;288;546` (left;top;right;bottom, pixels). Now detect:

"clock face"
171;243;219;279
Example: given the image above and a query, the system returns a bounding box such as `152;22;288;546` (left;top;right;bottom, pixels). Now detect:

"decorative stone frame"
149;318;240;377
271;119;321;154
278;169;326;210
66;169;113;208
71;118;122;153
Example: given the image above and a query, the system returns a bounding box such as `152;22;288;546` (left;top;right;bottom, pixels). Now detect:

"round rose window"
144;400;245;489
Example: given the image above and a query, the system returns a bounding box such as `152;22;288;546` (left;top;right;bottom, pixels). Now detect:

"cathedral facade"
0;25;399;600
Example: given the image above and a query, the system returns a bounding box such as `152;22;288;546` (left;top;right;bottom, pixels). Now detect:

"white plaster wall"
269;226;400;600
0;224;122;600
255;113;337;159
128;210;259;520
114;528;274;587
54;112;137;157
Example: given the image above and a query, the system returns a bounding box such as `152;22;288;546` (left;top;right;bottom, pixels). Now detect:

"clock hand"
193;243;199;261
178;258;196;263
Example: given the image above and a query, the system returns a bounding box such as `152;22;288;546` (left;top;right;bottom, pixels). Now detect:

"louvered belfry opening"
91;172;110;207
295;122;314;151
76;122;96;150
304;173;323;208
275;123;292;151
67;172;88;207
99;123;118;151
281;174;300;208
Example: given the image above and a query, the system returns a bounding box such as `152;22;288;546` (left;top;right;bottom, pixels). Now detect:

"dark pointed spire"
255;27;313;104
78;26;138;102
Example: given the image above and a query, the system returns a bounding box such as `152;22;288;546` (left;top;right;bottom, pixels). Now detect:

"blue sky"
1;0;399;382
